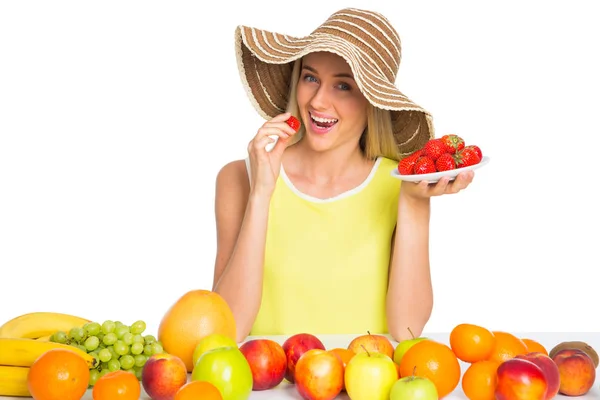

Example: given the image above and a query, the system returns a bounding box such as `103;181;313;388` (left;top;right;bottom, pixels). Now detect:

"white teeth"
310;113;338;123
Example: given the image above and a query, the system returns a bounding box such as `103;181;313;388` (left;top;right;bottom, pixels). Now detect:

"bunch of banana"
0;365;30;397
0;311;90;339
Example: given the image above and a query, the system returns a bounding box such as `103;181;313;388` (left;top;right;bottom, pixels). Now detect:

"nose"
308;83;331;111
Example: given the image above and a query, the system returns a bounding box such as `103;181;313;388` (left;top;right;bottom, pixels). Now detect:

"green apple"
345;350;398;400
192;333;238;367
192;346;252;400
393;328;429;365
390;375;438;400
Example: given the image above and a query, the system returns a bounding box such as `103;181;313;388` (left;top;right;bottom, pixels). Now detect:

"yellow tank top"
248;156;402;336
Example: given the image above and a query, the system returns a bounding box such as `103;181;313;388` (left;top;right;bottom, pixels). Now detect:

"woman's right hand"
247;112;299;198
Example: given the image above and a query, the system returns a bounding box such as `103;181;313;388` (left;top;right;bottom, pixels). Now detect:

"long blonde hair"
285;58;401;161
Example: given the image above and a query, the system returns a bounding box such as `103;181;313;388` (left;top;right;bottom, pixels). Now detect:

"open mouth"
309;112;338;133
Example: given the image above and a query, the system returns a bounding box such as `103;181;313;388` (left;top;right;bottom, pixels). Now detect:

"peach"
515;352;560;400
495;358;548;400
239;339;287;390
294;349;344;400
347;331;394;359
552;349;596;396
142;353;188;400
282;333;326;383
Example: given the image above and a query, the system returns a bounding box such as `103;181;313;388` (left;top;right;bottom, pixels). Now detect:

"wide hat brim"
234;9;435;156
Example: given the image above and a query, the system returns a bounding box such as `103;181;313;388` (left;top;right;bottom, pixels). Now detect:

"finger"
449;171;474;192
248;136;276;154
256;125;295;141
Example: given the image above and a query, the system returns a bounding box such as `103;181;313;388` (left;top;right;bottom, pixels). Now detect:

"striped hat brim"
234;11;434;156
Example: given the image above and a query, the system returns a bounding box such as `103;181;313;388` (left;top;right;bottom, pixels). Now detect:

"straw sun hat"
234;7;434;156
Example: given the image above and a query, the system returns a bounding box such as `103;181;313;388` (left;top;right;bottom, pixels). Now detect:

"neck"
286;139;373;185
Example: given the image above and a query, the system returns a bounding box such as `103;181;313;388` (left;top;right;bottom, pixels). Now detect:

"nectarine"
552;348;596;396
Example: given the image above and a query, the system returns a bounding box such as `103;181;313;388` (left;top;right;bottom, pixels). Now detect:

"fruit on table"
449;323;495;363
0;365;30;397
27;348;90;400
515;352;560;400
328;348;356;391
398;339;461;399
158;289;237;372
344;349;398;400
192;346;253;400
461;359;501;400
0;337;97;368
495;358;548;400
142;353;188;400
0;311;89;339
548;340;599;368
282;333;326;383
93;370;141;400
487;331;528;363
397;134;483;175
390;371;438;400
347;331;394;359
239;338;287;391
393;327;429;365
521;338;548;355
175;380;223;400
294;349;344;400
193;333;238;368
551;348;596;396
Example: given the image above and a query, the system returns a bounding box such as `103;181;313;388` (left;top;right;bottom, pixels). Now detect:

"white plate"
391;156;490;183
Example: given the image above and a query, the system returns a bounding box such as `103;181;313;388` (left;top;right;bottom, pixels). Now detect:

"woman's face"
296;52;369;153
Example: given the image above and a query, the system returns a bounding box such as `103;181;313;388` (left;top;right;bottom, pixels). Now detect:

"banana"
0;338;97;369
0;365;30;397
35;335;51;341
0;312;90;339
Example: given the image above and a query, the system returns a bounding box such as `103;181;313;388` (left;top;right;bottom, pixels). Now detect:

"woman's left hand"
402;170;475;199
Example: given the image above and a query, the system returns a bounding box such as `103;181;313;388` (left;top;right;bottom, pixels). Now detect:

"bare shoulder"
215;159;250;203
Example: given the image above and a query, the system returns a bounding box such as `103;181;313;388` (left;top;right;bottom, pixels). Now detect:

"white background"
1;0;598;338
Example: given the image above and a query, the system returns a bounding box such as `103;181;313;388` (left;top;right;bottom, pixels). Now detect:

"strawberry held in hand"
285;116;301;132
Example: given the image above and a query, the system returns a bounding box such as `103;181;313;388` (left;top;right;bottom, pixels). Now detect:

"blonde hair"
285;58;401;162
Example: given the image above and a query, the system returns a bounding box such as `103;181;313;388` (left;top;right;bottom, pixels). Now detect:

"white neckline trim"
279;156;383;203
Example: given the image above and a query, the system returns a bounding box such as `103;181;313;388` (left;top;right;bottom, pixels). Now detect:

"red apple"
294;349;344;400
282;333;326;383
552;349;596;396
347;331;394;359
515;352;560;400
142;353;188;400
495;358;548;400
239;339;287;390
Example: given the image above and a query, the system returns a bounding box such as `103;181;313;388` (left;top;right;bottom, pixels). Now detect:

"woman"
212;8;475;343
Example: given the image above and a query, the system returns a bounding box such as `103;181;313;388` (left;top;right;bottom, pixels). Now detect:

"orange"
92;370;140;400
462;360;501;400
175;380;223;400
450;323;496;363
158;290;237;371
329;348;355;367
486;331;528;363
521;338;548;355
27;348;90;400
398;340;461;398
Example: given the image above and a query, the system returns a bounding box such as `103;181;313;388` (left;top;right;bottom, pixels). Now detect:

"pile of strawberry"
398;134;483;175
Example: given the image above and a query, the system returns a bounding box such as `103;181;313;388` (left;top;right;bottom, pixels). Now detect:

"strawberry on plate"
435;153;456;171
455;147;481;168
440;134;465;154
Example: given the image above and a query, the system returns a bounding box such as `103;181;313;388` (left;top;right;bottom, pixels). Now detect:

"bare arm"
386;190;434;342
211;160;271;342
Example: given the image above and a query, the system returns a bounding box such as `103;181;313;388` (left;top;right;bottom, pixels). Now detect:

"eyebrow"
302;64;355;80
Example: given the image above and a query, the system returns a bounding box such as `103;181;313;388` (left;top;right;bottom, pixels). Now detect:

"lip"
308;111;338;135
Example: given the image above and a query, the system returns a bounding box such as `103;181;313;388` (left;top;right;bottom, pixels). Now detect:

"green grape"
88;352;100;364
132;334;144;344
75;344;87;352
84;322;101;337
122;332;134;346
97;332;105;342
84;336;100;351
134;366;143;380
102;332;117;346
97;344;106;351
119;354;135;370
115;325;129;340
113;341;129;356
100;362;109;370
130;320;146;335
89;369;100;386
108;346;119;360
150;342;163;355
134;354;147;368
107;359;120;372
130;342;144;355
143;334;156;345
114;321;124;328
101;320;116;334
143;344;153;356
125;368;136;376
99;369;110;378
53;331;68;344
69;327;85;342
98;348;112;362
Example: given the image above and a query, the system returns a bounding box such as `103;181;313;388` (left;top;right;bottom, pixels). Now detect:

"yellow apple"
192;333;238;367
345;350;398;400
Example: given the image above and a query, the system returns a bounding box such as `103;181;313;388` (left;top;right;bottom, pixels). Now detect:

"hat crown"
310;8;402;83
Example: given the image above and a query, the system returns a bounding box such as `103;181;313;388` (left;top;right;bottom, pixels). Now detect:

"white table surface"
1;332;599;399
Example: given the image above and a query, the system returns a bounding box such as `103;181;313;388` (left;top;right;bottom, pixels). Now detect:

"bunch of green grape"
49;319;165;386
